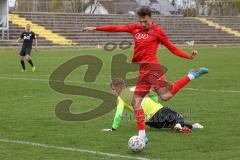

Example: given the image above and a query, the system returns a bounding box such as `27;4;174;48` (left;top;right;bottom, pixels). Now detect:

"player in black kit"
16;24;38;72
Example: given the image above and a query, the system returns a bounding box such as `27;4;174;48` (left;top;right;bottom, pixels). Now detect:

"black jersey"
20;31;36;48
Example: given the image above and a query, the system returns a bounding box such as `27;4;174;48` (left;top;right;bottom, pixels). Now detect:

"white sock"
192;123;204;129
138;130;146;138
187;74;195;80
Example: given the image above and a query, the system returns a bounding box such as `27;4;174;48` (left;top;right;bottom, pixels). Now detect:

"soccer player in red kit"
83;7;208;144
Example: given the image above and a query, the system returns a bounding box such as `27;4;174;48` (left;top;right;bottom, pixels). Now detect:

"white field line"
183;87;240;93
0;138;151;160
0;76;50;82
0;76;240;94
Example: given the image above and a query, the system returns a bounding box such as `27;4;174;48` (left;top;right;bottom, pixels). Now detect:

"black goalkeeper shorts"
146;107;184;129
20;47;32;56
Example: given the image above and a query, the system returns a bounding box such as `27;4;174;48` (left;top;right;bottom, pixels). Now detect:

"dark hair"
110;78;125;87
137;6;152;17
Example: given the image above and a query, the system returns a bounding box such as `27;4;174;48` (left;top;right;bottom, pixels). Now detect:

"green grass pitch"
0;46;240;160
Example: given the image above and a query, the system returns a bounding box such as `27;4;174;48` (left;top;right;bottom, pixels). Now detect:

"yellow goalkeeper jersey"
112;86;163;129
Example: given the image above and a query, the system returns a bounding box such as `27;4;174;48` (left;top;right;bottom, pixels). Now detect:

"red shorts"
134;63;169;97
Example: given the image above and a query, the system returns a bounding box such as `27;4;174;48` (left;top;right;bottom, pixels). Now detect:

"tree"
235;0;240;12
195;0;208;15
49;0;65;12
208;0;240;16
68;0;91;13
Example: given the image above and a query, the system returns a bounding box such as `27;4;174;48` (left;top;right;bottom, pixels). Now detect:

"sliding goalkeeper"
102;78;203;133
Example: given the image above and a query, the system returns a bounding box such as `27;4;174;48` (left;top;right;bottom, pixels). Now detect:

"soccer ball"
128;136;145;152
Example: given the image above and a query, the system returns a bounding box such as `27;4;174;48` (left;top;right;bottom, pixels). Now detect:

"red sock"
134;108;145;130
170;76;190;95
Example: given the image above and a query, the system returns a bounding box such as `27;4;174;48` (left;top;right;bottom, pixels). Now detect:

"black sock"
21;60;25;70
27;59;34;67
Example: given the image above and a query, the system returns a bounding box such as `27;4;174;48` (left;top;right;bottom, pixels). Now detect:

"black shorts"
20;47;32;56
146;107;184;129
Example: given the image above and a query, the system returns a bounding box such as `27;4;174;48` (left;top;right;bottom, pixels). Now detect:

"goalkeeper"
102;78;203;133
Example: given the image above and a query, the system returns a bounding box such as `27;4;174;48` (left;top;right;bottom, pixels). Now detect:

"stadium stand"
206;17;240;32
195;17;240;38
10;14;77;46
0;12;239;47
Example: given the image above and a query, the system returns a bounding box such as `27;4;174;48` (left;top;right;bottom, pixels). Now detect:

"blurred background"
1;0;240;47
9;0;240;16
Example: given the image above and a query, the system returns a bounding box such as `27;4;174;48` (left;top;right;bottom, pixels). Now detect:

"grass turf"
0;47;240;160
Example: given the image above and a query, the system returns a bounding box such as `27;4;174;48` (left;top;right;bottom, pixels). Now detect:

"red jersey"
96;23;191;63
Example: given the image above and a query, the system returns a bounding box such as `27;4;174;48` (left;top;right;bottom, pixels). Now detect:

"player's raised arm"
158;31;198;60
83;24;133;33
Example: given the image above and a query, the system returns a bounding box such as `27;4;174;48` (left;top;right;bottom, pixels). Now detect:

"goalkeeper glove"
101;128;116;132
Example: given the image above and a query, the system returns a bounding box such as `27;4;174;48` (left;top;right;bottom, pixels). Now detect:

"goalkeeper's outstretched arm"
102;97;125;132
112;98;125;130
